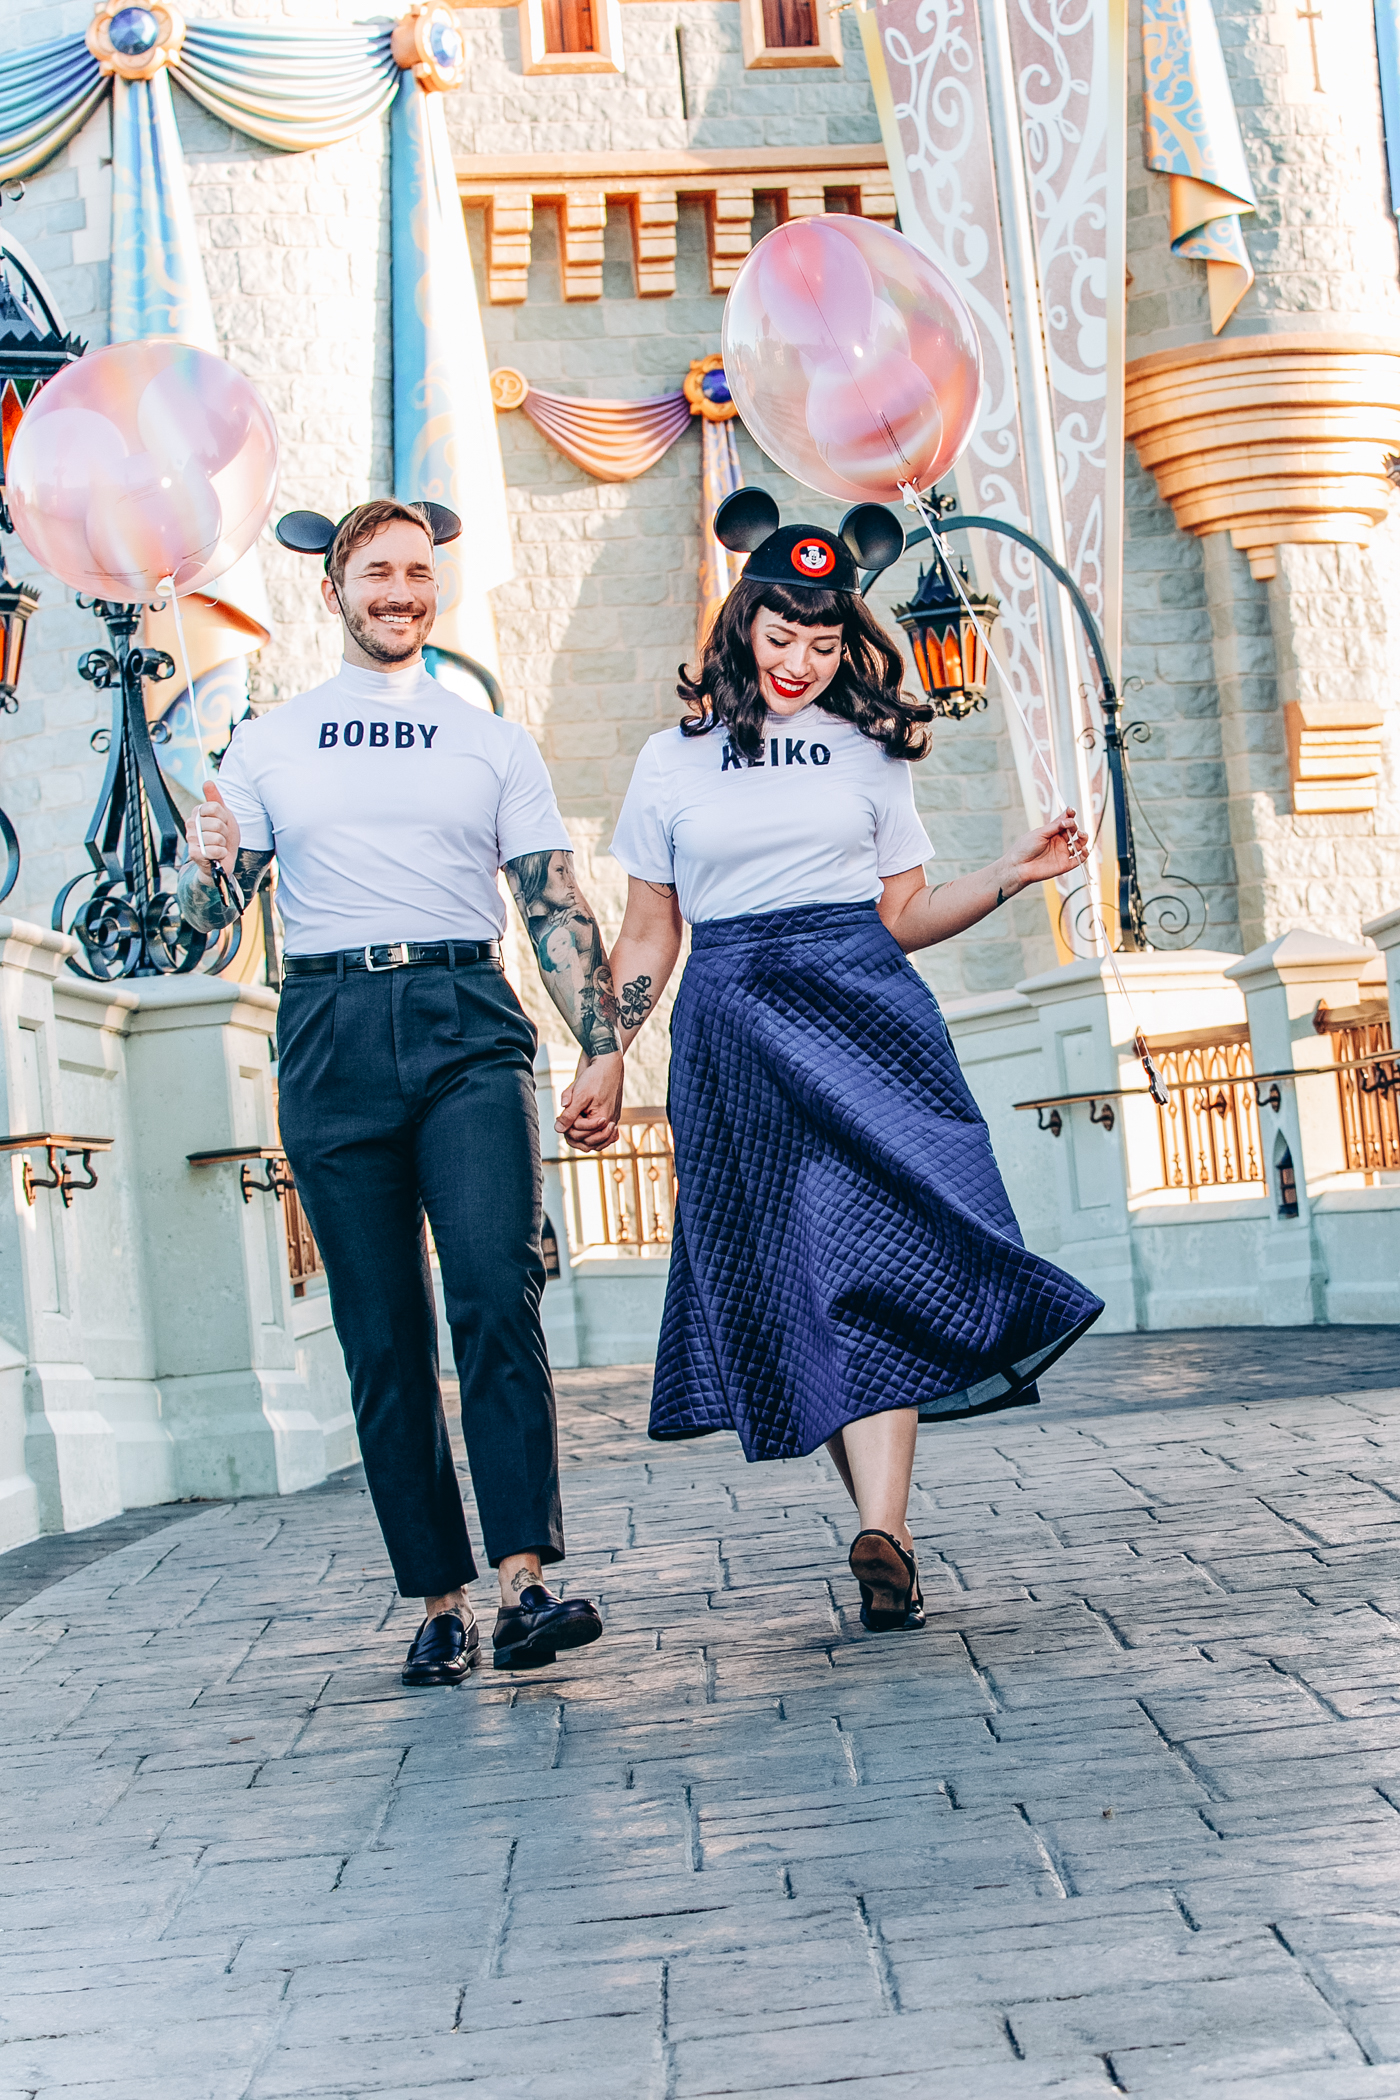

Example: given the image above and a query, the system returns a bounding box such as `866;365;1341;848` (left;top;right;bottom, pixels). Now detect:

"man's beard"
343;599;429;664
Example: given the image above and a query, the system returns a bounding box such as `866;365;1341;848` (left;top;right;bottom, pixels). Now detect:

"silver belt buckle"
364;942;410;972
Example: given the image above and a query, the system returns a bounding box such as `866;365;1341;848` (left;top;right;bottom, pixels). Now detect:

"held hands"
186;779;240;876
999;810;1089;896
556;1050;625;1153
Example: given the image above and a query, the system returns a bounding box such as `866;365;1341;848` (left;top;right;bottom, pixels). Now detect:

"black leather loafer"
492;1584;603;1671
402;1608;480;1685
849;1530;926;1634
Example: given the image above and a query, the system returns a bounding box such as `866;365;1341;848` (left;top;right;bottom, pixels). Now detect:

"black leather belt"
283;939;499;977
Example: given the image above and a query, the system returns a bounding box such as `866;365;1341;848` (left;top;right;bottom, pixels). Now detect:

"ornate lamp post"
878;505;1172;953
58;603;232;979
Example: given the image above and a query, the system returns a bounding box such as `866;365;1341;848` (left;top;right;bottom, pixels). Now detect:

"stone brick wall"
1119;453;1243;955
1121;0;1400;961
446;0;883;155
1126;0;1400;358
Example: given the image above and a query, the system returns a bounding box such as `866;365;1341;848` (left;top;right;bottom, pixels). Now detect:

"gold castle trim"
1125;331;1400;583
455;146;895;300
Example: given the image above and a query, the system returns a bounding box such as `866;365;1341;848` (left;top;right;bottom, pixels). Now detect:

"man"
179;496;624;1684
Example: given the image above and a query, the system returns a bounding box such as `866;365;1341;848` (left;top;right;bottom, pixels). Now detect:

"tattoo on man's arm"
176;846;273;932
504;850;621;1059
995;887;1006;908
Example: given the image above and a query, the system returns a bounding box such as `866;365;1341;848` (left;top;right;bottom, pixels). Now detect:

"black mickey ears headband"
275;503;463;572
713;488;905;596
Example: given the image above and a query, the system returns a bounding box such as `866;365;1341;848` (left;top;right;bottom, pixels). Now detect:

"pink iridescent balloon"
720;216;982;504
7;339;279;598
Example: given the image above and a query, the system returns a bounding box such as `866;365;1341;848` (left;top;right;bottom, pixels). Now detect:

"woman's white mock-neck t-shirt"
214;660;569;954
610;708;934;925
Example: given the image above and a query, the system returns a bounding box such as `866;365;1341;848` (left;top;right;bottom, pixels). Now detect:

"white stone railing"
943;929;1400;1333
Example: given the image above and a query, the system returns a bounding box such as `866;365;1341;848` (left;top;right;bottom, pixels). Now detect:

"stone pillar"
1013;949;1253;1331
1224;930;1378;1320
123;978;334;1500
0;923;125;1539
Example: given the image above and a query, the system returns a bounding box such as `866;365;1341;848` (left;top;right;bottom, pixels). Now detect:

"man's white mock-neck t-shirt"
214;661;570;955
610;708;933;925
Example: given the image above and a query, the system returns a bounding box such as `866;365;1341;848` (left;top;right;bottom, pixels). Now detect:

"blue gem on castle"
427;18;462;67
108;8;161;55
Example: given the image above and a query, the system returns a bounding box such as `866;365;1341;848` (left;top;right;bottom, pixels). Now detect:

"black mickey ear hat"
275;502;462;572
712;488;905;594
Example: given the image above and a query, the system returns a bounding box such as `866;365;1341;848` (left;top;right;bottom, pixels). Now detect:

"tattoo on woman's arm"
618;974;653;1031
996;887;1006;908
176;846;273;932
504;849;621;1059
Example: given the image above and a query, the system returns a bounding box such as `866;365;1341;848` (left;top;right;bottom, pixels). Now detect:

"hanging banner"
392;75;513;675
858;0;1126;953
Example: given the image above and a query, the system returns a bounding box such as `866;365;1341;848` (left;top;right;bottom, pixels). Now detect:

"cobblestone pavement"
5;1334;1400;2098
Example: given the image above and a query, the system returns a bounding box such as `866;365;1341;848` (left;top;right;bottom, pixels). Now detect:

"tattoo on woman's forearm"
995;887;1006;908
618;974;653;1031
504;850;621;1059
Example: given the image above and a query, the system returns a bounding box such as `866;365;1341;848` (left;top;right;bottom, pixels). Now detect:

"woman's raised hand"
1003;810;1089;892
186;779;241;876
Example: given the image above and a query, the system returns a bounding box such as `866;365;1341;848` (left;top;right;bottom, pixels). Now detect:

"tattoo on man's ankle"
509;1567;538;1595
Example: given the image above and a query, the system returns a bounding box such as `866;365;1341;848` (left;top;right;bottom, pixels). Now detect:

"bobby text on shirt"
609;708;933;924
214;660;570;953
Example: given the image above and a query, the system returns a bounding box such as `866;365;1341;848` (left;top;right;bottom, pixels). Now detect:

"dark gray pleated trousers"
275;955;563;1596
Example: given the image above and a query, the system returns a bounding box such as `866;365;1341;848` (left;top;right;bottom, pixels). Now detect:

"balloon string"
156;574;243;919
156;572;197;710
897;483;1168;1109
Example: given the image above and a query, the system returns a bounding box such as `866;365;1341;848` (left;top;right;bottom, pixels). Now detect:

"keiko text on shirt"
720;738;831;773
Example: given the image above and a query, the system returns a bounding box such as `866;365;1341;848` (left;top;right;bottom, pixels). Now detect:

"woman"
595;506;1102;1633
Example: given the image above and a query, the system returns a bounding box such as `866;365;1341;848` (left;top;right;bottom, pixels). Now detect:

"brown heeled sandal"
848;1529;926;1633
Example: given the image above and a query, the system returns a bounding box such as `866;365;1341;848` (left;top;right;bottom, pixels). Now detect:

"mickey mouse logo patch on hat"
791;538;836;579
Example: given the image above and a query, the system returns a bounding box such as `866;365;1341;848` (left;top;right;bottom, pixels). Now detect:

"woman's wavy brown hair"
678;577;931;762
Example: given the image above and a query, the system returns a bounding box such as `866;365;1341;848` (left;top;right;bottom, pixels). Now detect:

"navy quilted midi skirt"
649;900;1102;1462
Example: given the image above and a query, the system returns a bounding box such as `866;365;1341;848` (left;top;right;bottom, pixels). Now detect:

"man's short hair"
327;498;435;592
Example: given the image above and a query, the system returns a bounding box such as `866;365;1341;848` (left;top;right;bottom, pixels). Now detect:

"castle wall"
1124;0;1400;955
1;0;1397;1026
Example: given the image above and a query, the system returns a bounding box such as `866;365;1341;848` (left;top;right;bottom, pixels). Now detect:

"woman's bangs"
752;583;851;627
